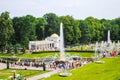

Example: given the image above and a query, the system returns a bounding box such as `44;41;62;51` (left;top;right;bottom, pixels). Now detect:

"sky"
0;0;120;19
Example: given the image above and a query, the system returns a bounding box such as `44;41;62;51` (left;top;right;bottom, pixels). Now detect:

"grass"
42;55;120;80
0;52;94;59
0;69;49;80
0;52;119;80
0;52;94;79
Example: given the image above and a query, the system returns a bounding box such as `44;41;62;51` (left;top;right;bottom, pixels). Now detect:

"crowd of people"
46;57;94;71
103;50;117;58
0;49;119;80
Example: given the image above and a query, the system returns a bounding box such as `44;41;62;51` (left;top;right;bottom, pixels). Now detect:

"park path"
10;65;54;71
27;70;59;80
0;62;60;80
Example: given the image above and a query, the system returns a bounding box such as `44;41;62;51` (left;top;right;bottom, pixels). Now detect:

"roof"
50;33;59;38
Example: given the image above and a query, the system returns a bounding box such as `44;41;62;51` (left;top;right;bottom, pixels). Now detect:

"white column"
48;43;50;50
44;44;46;51
35;42;37;51
38;45;40;51
47;44;48;50
29;43;31;50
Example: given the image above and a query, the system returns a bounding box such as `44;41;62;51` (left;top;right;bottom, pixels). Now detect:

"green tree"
72;20;81;44
12;15;37;48
60;15;81;45
79;20;91;44
43;13;60;37
84;17;104;42
100;19;112;41
35;18;47;40
0;11;14;52
110;18;120;41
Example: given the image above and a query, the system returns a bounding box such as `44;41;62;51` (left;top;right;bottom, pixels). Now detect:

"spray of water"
60;23;65;61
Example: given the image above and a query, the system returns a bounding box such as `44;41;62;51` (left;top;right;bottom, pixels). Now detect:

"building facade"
29;33;60;52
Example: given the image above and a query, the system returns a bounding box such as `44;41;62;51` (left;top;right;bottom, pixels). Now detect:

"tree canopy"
0;11;120;52
0;11;14;52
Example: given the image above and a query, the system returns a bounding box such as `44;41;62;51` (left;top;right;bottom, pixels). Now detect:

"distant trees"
79;20;91;43
60;15;81;45
35;17;47;40
0;11;120;52
60;16;74;45
111;18;120;41
0;11;14;52
13;15;37;48
43;13;60;37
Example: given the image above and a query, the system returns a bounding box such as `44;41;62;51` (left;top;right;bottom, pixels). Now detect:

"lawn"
0;69;48;80
42;55;120;80
0;52;94;59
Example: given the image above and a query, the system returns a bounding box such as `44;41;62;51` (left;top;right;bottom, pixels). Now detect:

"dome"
51;33;59;38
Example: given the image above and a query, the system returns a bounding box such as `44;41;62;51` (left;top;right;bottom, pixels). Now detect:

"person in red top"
111;51;115;57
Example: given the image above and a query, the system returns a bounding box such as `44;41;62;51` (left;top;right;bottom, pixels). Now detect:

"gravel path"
28;70;59;80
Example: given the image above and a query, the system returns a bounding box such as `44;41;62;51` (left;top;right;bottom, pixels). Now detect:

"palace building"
29;33;60;52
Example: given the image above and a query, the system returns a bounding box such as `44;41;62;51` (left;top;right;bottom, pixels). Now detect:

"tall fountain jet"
107;30;111;44
59;23;72;77
94;41;98;59
60;23;65;61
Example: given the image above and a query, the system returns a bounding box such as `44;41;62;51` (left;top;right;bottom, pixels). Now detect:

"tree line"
0;11;120;53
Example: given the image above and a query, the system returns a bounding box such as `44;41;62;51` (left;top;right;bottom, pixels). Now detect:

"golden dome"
51;33;59;38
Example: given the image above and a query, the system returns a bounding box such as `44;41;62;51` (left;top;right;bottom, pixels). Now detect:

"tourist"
87;58;90;63
72;61;76;68
78;60;82;66
24;77;27;80
53;62;57;70
59;63;62;69
13;71;16;80
72;61;74;68
111;51;116;57
22;62;24;67
103;51;106;57
17;74;22;80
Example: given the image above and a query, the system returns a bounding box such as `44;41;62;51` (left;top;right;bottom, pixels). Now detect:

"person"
111;51;115;57
13;71;16;80
17;74;22;80
24;77;27;80
103;52;106;57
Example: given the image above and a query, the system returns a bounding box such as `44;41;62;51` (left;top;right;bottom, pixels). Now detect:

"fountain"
106;30;115;56
116;41;120;55
107;30;111;44
100;41;104;55
94;30;112;63
59;23;72;77
60;23;65;61
95;30;120;63
100;30;112;55
95;31;112;63
94;41;98;59
94;41;105;64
